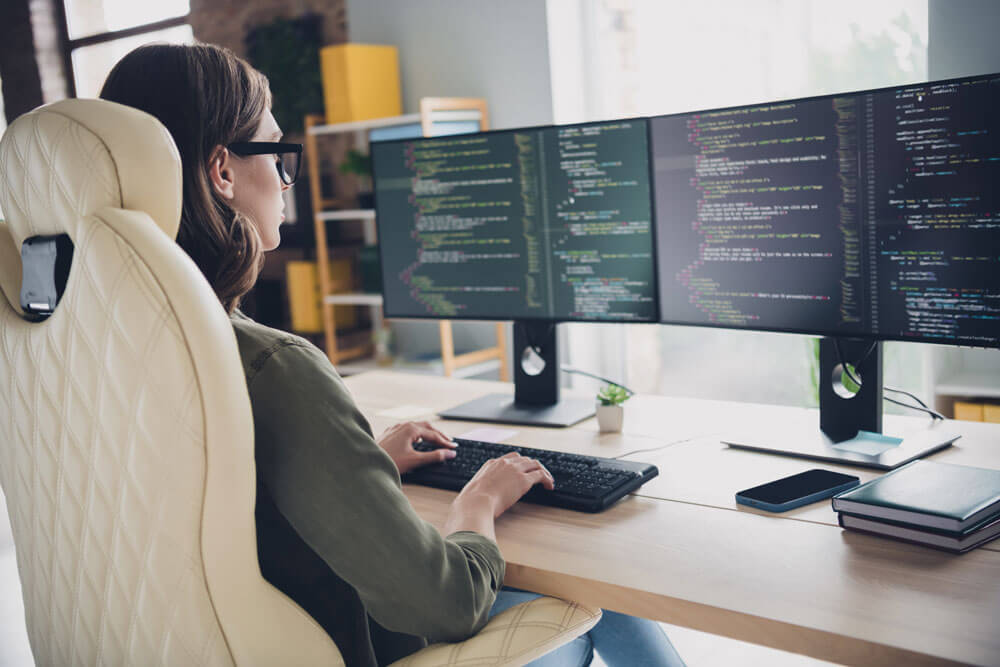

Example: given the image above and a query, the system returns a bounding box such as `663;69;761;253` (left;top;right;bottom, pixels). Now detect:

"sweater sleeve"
245;339;505;642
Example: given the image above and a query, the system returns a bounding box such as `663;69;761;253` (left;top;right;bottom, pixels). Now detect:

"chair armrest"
390;596;601;667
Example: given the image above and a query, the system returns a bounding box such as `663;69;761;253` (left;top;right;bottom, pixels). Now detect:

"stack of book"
831;460;1000;554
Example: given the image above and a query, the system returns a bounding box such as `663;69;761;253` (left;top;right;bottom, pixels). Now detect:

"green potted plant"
596;383;630;433
245;14;323;135
339;149;374;208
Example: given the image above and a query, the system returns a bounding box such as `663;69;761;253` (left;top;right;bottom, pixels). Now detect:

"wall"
344;0;553;130
928;0;1000;79
190;0;347;58
345;0;554;363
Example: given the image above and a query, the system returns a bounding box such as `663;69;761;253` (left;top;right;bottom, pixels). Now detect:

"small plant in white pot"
596;383;630;433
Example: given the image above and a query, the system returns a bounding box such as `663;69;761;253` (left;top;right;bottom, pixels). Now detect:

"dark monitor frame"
648;70;1000;351
370;116;662;325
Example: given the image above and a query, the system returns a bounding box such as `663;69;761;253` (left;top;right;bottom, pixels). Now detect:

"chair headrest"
0;98;183;248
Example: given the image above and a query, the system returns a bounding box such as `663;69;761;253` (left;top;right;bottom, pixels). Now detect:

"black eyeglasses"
227;141;303;185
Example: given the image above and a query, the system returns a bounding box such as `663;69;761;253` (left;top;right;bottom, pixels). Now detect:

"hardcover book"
838;513;1000;554
831;460;1000;532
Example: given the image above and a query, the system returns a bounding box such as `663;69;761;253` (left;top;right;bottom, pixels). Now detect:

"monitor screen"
651;73;1000;348
371;119;658;322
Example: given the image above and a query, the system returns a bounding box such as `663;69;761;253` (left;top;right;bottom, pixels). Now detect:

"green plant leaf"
339;149;373;176
597;383;629;406
245;14;324;135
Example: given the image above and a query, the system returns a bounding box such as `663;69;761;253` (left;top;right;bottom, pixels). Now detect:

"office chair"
0;99;599;666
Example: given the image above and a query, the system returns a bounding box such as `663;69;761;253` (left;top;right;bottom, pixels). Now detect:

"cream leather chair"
0;99;599;666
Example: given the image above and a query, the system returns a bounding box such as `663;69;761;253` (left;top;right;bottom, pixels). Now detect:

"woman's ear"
208;146;236;200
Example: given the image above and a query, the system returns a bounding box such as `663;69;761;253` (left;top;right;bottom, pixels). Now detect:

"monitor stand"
725;338;961;470
438;321;595;427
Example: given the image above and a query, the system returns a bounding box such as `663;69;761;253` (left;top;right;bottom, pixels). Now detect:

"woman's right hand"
456;452;555;518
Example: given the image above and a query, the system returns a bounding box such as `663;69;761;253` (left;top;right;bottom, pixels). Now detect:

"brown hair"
100;43;272;313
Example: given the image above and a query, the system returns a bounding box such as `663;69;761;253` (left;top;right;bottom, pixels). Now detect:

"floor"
0;488;837;667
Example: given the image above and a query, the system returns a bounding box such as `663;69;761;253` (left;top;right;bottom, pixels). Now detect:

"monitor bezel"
648;70;1000;350
370;116;662;325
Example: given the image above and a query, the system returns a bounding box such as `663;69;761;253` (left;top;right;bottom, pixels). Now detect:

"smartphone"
735;469;860;512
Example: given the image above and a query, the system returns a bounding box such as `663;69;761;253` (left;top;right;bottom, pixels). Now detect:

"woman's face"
229;110;290;251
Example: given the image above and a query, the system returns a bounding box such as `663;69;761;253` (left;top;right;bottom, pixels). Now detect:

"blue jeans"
490;588;685;667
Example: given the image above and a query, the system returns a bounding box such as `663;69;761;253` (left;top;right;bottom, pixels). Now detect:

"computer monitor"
650;72;1000;467
371;119;656;426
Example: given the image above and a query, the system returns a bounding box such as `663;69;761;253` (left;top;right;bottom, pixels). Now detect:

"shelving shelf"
934;371;1000;398
317;209;376;221
307;110;483;136
323;293;383;306
303;98;509;380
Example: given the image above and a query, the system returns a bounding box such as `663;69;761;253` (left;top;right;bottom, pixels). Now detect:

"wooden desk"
344;370;1000;666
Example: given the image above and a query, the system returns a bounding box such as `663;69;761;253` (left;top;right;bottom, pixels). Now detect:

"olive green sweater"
230;312;505;666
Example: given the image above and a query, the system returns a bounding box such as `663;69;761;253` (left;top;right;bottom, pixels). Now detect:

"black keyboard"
404;438;658;512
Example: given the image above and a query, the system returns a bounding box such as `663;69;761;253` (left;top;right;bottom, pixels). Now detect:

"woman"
100;42;682;667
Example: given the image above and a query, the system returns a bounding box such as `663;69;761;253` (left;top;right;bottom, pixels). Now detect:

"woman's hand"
376;421;457;475
442;452;554;540
457;452;555;518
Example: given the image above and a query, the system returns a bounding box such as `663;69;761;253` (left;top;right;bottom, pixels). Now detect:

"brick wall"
189;0;347;57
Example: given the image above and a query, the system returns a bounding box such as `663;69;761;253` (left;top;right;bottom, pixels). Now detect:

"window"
548;0;931;409
59;0;194;98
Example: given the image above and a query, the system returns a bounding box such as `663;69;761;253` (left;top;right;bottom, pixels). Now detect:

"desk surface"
344;370;1000;666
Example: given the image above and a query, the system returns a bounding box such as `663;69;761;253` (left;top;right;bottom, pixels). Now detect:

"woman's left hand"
376;421;457;475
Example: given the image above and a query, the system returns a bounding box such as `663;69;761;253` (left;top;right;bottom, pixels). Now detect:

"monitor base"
439;393;595;428
727;337;959;469
724;421;960;470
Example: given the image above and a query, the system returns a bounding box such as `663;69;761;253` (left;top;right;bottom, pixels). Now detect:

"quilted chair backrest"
0;99;342;666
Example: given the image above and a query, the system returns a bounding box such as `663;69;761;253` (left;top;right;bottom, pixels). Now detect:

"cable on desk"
612;434;713;460
883;395;947;420
832;338;946;421
560;365;635;397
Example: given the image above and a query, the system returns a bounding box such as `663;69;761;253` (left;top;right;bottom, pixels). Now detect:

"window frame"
55;1;190;98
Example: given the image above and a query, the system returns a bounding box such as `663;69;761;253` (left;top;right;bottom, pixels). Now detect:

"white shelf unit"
316;209;375;221
928;347;1000;417
304;100;509;380
316;209;377;245
934;370;1000;399
323;293;383;306
307;110;483;136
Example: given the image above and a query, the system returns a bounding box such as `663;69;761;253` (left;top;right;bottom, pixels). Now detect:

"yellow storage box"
286;260;357;333
320;44;402;124
954;400;984;422
286;261;322;333
984;402;1000;424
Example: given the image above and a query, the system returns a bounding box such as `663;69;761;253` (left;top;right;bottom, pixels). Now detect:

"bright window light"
72;24;194;99
65;0;190;40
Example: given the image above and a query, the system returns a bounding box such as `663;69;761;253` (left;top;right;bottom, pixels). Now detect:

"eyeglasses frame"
227;141;303;185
